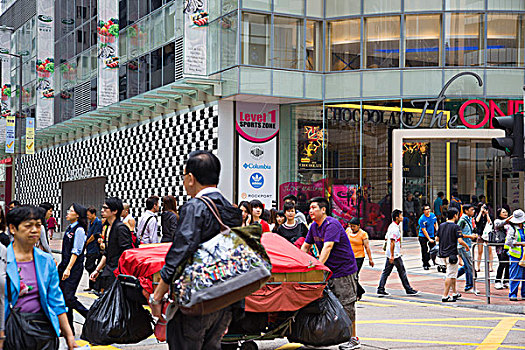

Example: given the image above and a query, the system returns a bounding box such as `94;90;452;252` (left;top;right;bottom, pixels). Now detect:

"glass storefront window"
221;11;238;70
327;19;361;71
405;14;441;67
487;14;525;67
273;16;304;70
241;13;270;66
445;13;482;66
325;0;360;17
365;16;400;68
306;20;321;71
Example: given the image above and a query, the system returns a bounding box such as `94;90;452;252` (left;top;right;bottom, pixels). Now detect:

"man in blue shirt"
434;192;444;221
457;204;478;293
85;206;102;291
418;205;438;270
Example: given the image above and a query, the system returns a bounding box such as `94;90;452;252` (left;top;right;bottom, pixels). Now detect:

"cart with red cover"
116;233;332;350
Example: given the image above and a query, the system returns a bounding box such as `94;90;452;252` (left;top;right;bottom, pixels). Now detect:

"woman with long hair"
494;207;511;289
239;201;252;227
161;195;179;243
0;207;9;247
58;203;89;333
5;206;77;349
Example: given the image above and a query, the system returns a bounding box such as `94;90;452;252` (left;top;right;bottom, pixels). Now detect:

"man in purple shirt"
301;197;360;350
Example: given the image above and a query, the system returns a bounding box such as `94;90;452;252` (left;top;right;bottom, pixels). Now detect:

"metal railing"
471;241;525;304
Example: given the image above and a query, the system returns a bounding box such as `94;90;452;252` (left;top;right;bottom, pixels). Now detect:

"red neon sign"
459;99;524;128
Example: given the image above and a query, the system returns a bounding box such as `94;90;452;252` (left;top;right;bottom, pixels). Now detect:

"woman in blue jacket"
5;206;77;349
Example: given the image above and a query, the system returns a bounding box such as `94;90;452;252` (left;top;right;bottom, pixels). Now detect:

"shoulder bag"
171;196;272;316
5;275;58;350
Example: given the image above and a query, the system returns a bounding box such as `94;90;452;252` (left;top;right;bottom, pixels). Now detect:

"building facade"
1;0;524;237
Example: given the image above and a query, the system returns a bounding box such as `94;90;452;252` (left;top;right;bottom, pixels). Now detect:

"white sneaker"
494;282;504;290
339;337;361;350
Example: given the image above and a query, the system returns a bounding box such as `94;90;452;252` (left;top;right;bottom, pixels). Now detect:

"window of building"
119;64;127;101
151;0;163;12
487;14;525;67
273;16;304;69
405;14;441;67
151;47;162;89
274;0;304;16
365;16;400;68
306;20;322;71
327;19;361;71
138;54;150;94
221;11;238;70
445;13;482;66
163;42;175;85
119;0;128;28
241;13;270;66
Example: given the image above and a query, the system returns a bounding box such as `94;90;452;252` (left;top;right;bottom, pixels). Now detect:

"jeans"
457;247;474;290
508;254;525;299
418;236;436;267
495;248;509;285
355;257;365;298
378;257;415;293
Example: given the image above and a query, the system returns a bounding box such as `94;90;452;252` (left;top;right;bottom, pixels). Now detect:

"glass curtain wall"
306;20;322;70
445;13;483;66
273;16;304;69
405;14;441;67
365;16;401;68
326;19;361;71
487;13;525;66
242;13;270;66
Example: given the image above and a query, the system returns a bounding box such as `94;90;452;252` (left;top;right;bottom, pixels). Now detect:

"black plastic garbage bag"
288;288;352;346
81;279;154;345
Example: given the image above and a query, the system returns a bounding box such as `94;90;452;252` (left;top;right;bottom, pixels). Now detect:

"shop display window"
273;16;304;69
405;14;441;67
365;16;400;68
241;13;270;66
487;14;525;67
326;18;361;70
445;13;483;66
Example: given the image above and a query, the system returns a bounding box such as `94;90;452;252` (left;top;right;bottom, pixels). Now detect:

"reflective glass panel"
327;19;361;71
306;20;322;71
364;0;401;14
325;0;360;17
405;14;440;67
221;11;238;69
487;14;525;66
365;16;400;68
241;13;270;66
274;0;304;16
445;13;482;66
273;16;304;69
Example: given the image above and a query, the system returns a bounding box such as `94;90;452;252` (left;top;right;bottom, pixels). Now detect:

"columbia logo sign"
250;173;264;189
243;163;271;170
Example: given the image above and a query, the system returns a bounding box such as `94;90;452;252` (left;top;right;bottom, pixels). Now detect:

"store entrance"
392;129;515;236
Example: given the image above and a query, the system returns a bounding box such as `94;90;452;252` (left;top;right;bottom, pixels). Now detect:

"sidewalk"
359;238;525;314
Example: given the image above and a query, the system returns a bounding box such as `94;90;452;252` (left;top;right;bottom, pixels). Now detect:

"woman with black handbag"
5;206;77;349
494;208;512;290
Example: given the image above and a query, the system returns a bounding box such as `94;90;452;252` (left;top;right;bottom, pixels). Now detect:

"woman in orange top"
346;218;375;272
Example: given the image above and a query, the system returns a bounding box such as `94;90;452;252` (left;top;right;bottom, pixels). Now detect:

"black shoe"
406;290;420;296
423;266;430;270
452;293;462;301
377;290;390;297
442;296;456;302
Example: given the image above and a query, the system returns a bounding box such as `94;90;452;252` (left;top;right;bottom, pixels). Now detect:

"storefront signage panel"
459;99;523;129
298;120;324;169
0;29;10;145
238;136;277;209
97;0;119;107
36;0;55;129
236;102;279;142
184;0;208;75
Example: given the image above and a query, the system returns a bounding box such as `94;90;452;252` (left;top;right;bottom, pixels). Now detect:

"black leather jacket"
160;211;179;243
102;219;133;277
160;191;242;284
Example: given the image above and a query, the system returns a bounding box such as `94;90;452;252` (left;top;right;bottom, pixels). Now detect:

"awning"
0;77;221;157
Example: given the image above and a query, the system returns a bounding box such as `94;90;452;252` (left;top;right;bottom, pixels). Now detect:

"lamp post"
0;26;24;201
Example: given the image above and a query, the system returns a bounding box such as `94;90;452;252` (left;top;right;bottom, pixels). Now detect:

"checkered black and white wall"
18;104;218;221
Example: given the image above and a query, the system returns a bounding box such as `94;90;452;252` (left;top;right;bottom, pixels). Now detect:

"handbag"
482;222;493;242
171;196;272;316
5;275;59;350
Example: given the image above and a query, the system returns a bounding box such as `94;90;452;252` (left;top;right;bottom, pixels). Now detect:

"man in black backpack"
150;150;242;350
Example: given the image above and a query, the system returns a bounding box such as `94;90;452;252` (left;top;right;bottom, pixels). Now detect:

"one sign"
97;0;119;107
5;115;15;154
0;29;10;144
36;0;55;129
238;136;277;209
184;0;208;75
25;117;35;154
236;102;279;142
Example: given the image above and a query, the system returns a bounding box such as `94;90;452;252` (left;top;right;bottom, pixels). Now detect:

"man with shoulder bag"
150;151;244;350
436;208;470;302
